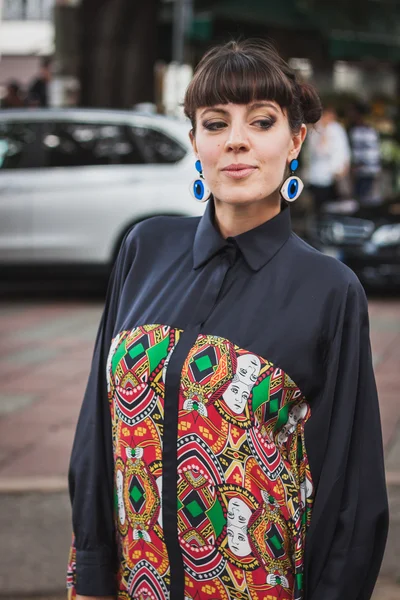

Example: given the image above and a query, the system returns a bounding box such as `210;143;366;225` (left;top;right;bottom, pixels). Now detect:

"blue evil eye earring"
190;159;211;203
280;159;304;202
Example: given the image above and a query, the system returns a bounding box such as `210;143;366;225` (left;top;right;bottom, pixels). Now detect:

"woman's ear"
290;124;307;160
189;130;198;156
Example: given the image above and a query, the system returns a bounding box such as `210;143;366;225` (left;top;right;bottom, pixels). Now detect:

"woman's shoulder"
288;231;365;300
287;233;369;342
124;214;201;248
113;215;202;289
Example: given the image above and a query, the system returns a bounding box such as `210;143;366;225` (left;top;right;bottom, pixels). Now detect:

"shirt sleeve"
304;275;389;600
67;230;134;596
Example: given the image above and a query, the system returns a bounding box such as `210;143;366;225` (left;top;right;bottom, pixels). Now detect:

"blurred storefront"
0;0;54;92
187;0;400;95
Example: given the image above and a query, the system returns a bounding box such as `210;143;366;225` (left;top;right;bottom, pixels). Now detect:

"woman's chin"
213;185;278;206
214;194;268;206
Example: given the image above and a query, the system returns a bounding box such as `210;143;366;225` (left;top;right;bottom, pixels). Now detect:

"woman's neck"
213;196;282;239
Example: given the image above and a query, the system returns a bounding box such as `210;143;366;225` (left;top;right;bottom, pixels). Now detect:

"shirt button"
224;243;239;266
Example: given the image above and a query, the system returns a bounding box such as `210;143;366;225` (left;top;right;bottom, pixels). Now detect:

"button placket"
161;244;238;599
193;248;236;327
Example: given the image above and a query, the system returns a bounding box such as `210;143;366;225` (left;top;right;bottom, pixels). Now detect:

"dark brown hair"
184;39;322;133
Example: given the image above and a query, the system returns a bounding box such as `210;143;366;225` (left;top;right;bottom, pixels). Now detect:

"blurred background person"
27;57;52;107
0;80;25;108
305;105;351;214
348;101;382;205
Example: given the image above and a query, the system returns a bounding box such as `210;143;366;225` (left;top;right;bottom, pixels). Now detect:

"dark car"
299;199;400;289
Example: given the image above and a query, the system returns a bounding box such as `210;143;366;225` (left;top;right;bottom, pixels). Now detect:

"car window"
0;121;44;169
131;126;186;164
44;122;146;167
0;120;187;169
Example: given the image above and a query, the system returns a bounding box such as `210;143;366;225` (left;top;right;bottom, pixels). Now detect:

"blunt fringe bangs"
184;39;322;132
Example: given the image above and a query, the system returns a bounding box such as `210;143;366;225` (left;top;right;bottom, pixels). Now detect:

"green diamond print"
296;573;303;590
130;485;143;503
270;534;282;550
270;398;279;414
186;500;203;518
195;355;212;372
129;343;145;360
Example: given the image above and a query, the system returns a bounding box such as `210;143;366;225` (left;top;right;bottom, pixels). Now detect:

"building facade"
0;0;54;93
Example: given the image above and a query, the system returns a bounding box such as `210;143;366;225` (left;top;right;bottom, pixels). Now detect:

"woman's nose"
225;126;250;152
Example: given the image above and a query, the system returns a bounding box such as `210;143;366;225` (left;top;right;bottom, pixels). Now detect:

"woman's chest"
114;256;326;404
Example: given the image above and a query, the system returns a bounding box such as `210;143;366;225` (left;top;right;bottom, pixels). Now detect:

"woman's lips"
222;166;257;179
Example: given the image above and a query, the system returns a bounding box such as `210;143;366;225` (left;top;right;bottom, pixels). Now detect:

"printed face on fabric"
226;497;252;556
91;324;314;600
190;102;306;208
222;353;261;414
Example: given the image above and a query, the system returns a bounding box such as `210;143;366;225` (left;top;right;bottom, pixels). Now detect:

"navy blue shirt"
68;201;388;600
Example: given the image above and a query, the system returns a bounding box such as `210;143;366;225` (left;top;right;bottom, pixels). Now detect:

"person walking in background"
348;101;381;204
305;105;351;213
27;57;52;107
0;81;25;108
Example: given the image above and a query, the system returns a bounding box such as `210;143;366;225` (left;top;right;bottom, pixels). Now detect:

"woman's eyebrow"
199;107;229;118
248;101;279;113
200;102;280;119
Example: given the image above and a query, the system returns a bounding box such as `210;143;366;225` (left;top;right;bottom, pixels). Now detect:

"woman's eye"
253;119;275;130
203;120;226;131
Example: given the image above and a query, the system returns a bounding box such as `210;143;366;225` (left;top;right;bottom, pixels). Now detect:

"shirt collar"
193;200;292;272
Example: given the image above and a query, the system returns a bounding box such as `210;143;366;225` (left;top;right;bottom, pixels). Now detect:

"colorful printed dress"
67;202;388;600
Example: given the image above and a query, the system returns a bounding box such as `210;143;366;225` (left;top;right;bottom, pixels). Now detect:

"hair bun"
298;82;322;124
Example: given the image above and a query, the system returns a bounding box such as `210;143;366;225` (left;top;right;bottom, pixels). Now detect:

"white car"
0;108;204;277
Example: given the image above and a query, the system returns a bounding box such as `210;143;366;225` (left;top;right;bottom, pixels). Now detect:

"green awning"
330;34;400;62
211;0;314;30
193;0;400;61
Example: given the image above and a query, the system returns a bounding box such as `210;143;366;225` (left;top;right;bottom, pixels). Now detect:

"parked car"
0;108;203;279
3;109;399;290
301;198;400;288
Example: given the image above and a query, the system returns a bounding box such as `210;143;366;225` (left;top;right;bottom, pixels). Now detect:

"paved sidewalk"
0;298;399;597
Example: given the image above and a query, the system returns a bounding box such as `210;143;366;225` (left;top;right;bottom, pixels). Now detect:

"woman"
67;39;388;600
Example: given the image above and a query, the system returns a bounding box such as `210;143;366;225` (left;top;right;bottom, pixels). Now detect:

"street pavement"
0;297;399;599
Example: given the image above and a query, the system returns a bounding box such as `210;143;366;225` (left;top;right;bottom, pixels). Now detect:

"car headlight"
371;224;400;247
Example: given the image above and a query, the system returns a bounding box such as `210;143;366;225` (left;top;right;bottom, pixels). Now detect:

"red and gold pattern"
67;325;313;600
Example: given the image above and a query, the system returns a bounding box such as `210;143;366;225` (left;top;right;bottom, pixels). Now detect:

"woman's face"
190;101;306;206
